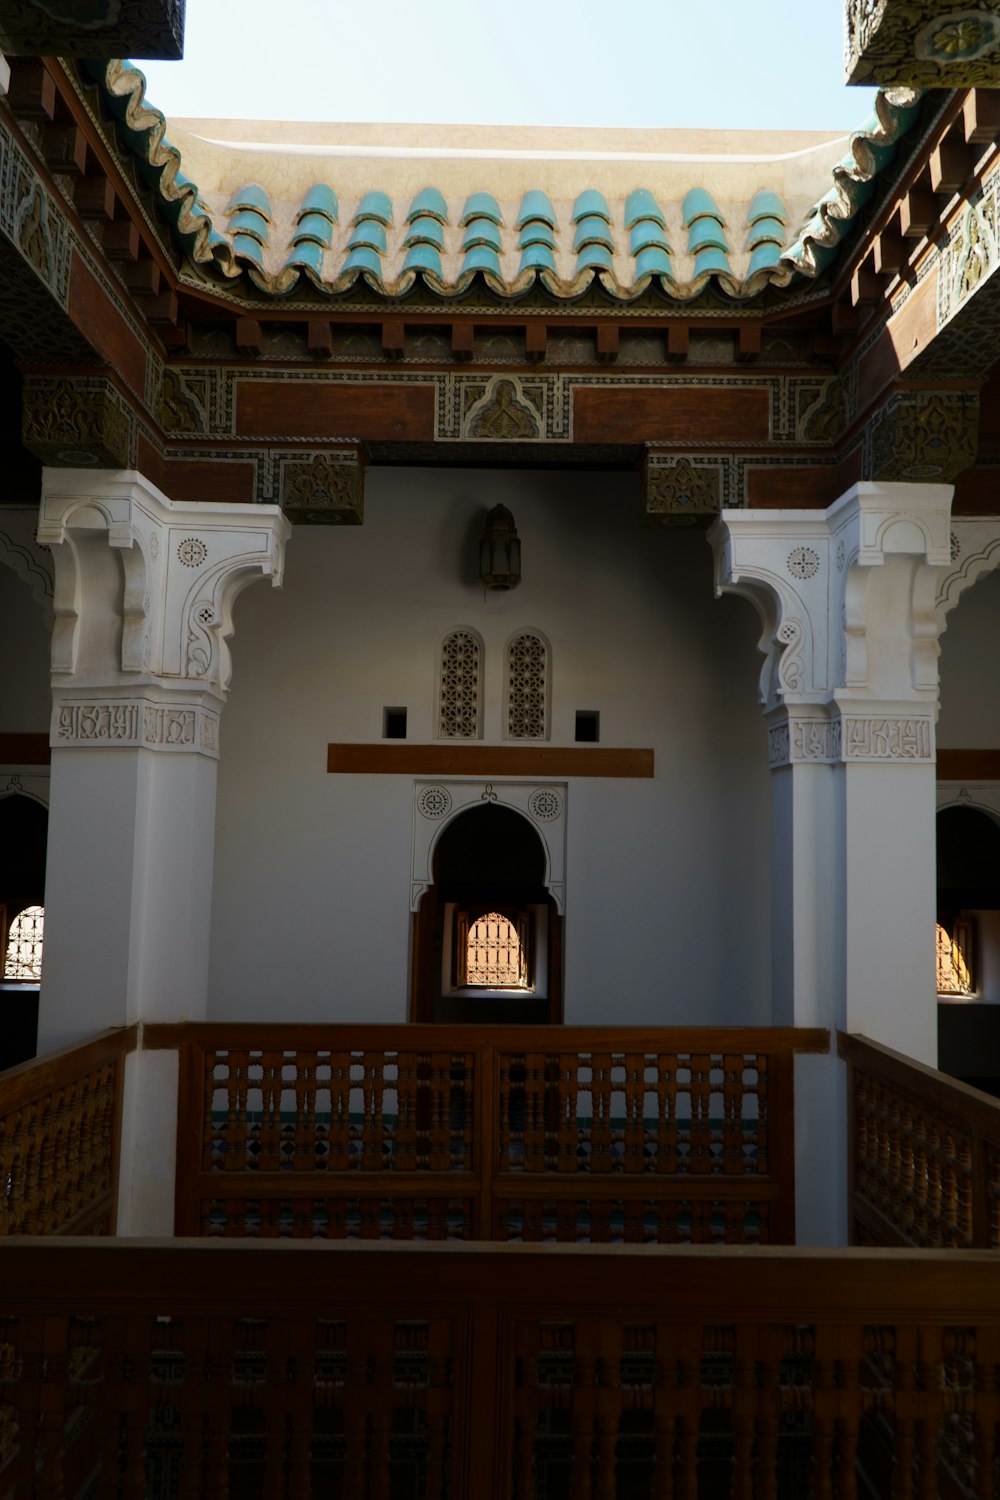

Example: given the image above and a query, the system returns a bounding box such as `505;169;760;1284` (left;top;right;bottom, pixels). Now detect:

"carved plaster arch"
935;519;1000;631
936;785;1000;830
0;778;50;809
0;516;53;614
410;780;567;914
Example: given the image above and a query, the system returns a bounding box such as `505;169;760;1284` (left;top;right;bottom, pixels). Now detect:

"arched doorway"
0;792;48;1068
411;803;562;1023
936;804;1000;1096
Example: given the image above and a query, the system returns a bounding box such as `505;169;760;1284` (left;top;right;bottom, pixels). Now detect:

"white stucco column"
712;482;954;1244
37;469;290;1232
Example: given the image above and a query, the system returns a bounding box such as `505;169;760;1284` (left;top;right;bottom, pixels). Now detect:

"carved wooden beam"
846;1;1000;88
0;1;185;60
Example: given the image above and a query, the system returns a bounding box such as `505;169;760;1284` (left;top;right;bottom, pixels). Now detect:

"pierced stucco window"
505;631;549;740
438;629;483;739
4;905;44;981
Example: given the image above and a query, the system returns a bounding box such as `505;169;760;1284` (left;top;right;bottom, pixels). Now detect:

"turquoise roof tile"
347;220;388;252
572;188;610;223
404;216;445;249
227;209;269;244
292;212;334;247
692;246;731;277
576;242;614;271
682;187;725;227
519;221;556;249
462;219;502;252
342;245;385;277
354;191;393;225
225;183;272;219
747;189;787;225
460;192;502;226
286;240;326;275
403;243;444;275
745;216;786;249
573;215;614;252
298;183;338;223
518;243;557;273
634;245;672;278
407;187;448;223
688;217;729;253
629;222;670;256
231;233;266;267
747;242;783;276
516;191;556;229
624;189;665;230
462;244;502;276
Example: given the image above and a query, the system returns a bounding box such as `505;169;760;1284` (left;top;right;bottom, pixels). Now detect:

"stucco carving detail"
22;377;132;470
867;390;979;484
463;377;542;440
846;0;1000;86
642;454;723;525
0;509;54;611
279;450;365;526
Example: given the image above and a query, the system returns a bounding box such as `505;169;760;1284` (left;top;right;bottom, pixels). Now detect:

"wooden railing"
146;1024;829;1245
0;1027;135;1237
2;1238;1000;1500
840;1031;1000;1248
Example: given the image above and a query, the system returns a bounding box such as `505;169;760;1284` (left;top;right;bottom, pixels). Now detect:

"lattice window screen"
4;905;44;980
506;632;548;739
438;630;482;738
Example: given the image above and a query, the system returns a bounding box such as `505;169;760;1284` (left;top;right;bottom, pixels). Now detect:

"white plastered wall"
209;467;772;1025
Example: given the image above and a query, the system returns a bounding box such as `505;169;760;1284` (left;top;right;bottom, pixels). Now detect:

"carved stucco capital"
37;469;291;711
711;481;955;717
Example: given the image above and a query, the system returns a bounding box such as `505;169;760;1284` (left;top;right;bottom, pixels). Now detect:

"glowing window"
458;911;529;989
936;919;974;997
4;905;44;981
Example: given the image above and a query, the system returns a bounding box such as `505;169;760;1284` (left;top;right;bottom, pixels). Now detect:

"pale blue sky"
138;0;877;132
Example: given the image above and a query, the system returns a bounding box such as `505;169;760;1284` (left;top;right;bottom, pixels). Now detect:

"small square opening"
383;707;407;739
575;710;600;743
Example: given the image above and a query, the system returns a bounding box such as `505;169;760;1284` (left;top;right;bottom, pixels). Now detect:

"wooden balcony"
2;1023;1000;1497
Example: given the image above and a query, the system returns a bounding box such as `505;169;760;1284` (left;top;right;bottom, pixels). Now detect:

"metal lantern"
479;504;521;591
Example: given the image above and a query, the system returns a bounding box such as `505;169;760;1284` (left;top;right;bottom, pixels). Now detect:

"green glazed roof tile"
518;243;557;273
347;220;388;252
298;183;338;223
404;216;445;249
462;219;502;252
688;217;729;253
572;215;614;252
516;191;556;229
354;191;393;225
747;189;788;225
460;192;502;226
519;221;556;249
634;245;672;279
292;212;334;247
747;242;783;276
403;243;444;275
227;209;269;244
576;242;614;271
572;188;610;223
624;188;665;230
692;245;731;277
407;187;449;223
745;217;786;249
224;183;272;219
342;245;385;277
629;222;670;256
231;233;266;267
286;240;326;275
461;244;502;276
682;186;725;227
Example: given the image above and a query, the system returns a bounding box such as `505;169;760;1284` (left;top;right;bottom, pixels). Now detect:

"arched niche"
410;794;564;1024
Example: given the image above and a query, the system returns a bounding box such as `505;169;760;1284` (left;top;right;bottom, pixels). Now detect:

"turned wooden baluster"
35;1315;68;1500
203;1318;235;1500
366;1321;395;1500
810;1325;836;1500
570;1321;597;1500
673;1323;702;1500
342;1321;372;1500
178;1317;211;1497
891;1323;916;1500
594;1320;622;1500
914;1326;943;1500
650;1319;677;1500
753;1326;783;1500
425;1319;452;1500
513;1323;540;1500
834;1326;863;1500
730;1324;757;1500
972;1326;1000;1500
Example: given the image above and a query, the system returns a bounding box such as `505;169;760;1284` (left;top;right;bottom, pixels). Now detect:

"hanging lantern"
479;504;521;591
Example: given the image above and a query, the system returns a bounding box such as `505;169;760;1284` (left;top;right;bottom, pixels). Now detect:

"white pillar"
36;470;290;1232
712;482;954;1243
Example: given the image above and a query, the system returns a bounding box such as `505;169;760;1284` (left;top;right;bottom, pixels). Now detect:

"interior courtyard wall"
209;467;772;1025
938;565;1000;747
0;573;50;734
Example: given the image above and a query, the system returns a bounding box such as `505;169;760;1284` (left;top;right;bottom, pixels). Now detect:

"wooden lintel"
235;317;262;356
930;137;970;196
74;175;115;221
596;325;619;361
6;61;56;121
327;744;655;778
850;261;881;307
451;323;475;359
42;123;87;175
0;732;50;766
737;324;761;360
963;90;1000;145
524;323;547;360
382;321;405;357
102;219;140;262
900;187;936;239
667;325;689;360
937;748;1000;781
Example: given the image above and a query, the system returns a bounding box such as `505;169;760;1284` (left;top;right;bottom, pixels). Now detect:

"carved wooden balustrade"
145;1025;829;1245
839;1031;1000;1248
1;1238;1000;1500
0;1027;135;1237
